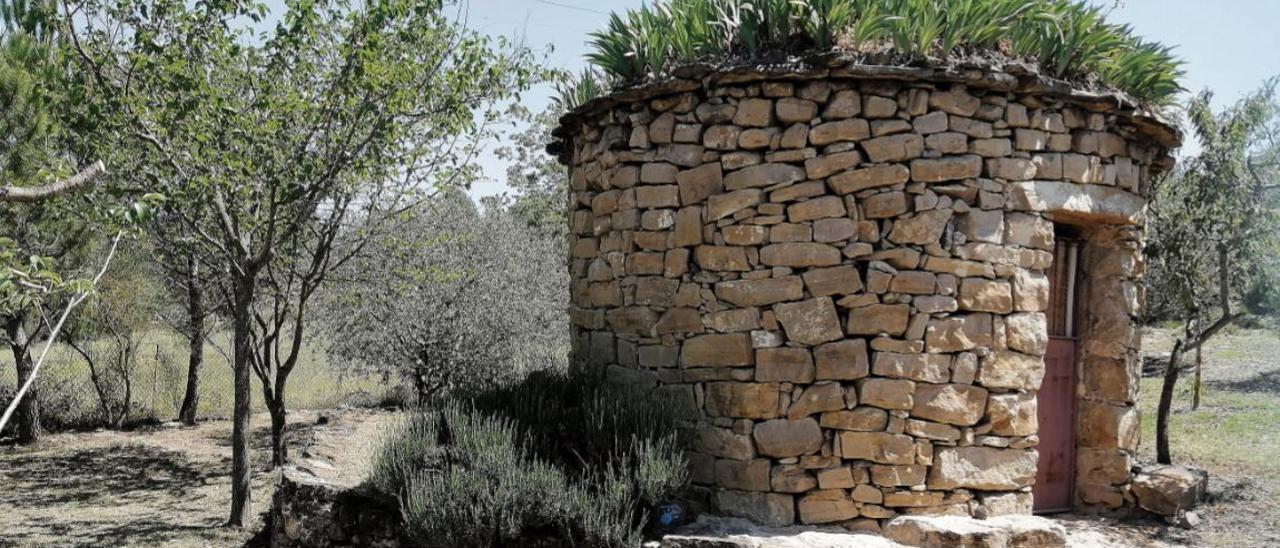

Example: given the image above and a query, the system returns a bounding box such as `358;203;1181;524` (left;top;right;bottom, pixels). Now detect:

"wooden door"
1034;237;1081;513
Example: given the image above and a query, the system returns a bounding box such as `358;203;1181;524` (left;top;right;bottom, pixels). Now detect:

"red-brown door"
1034;235;1081;513
1034;337;1076;512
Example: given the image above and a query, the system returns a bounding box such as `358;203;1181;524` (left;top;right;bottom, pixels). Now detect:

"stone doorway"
1035;231;1084;512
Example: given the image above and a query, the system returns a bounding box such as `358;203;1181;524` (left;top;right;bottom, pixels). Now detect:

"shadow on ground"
1206;369;1280;395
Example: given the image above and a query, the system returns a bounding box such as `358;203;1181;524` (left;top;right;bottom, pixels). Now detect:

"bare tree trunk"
227;273;254;527
68;337;115;425
5;315;39;444
179;258;204;426
1156;340;1184;465
268;393;287;467
1192;344;1203;411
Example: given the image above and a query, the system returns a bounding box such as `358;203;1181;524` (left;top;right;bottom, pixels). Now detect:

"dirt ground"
0;409;392;548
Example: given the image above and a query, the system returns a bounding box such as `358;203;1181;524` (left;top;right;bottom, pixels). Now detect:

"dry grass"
0;330;394;431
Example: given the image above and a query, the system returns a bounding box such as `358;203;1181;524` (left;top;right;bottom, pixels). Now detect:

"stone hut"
551;58;1179;530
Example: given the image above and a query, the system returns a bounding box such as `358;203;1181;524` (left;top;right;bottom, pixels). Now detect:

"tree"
495;106;569;232
61;0;543;524
1146;80;1280;464
324;191;568;403
0;0;97;443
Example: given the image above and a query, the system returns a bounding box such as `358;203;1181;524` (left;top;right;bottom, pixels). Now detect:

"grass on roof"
558;0;1183;110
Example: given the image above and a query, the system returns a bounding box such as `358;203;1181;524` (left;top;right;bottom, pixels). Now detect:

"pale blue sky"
276;0;1280;200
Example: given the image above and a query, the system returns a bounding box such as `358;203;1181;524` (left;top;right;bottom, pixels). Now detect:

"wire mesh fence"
0;329;399;433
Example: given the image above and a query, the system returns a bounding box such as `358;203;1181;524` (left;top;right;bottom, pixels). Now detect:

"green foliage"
369;373;688;548
574;0;1183;105
1146;80;1280;326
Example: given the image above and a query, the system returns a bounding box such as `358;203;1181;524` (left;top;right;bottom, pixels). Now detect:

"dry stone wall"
559;67;1174;531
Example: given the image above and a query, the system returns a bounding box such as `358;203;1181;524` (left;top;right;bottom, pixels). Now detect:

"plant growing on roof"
575;0;1183;105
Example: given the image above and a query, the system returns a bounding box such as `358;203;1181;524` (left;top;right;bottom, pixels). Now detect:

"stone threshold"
656;515;1067;548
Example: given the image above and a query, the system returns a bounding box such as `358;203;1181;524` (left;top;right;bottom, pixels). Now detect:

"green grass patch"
1138;377;1280;479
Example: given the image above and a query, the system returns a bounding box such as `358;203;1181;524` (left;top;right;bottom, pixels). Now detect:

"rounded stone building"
552;58;1179;530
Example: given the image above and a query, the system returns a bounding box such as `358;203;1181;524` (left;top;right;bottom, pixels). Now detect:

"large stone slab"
883;515;1066;548
1007;181;1144;224
662;516;908;548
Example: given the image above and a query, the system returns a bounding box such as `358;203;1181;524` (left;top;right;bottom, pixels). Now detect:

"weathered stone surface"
761;243;842;267
1077;401;1140;450
911;384;989;426
798;490;858;524
810;119;870;146
707;188;763;220
757;347;816;383
848;304;910;336
820;407;887;431
958;278;1013;313
755;418;824;458
888;270;937;295
911;156;982;183
830;164;910;194
814;339;869;380
839;431;916;464
661;515;905;547
713;492;795;527
726;164;806;191
977;351;1045;391
805;150;863;180
873;352;952;384
683;334;754;367
858;378;915;411
788;196;847;222
927;447;1038;490
925;314;993;352
789;382;846;419
678;163;724;204
803;265;863;297
862;191;910;218
1008;181;1144;224
716;459;773;491
706;382;781;419
776;97;819;124
929;87;981;116
823;89;862;119
1131;465;1209;517
735;98;775;127
883;515;1066;548
695;245;751;271
862;134;925;163
888;210;952;245
775;297;845;345
870;464;928;487
986;392;1037;436
1004;312;1048;356
696;423;755;460
717;276;805;306
1012;270;1050;312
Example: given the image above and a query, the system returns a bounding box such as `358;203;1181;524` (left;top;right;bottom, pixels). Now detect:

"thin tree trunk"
5;315;39;444
269;393;287;467
1156;340;1184;465
68;337;115;425
1192;344;1203;411
227;273;255;527
179;258;205;426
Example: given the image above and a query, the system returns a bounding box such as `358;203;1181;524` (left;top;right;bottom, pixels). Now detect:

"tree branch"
0;161;106;203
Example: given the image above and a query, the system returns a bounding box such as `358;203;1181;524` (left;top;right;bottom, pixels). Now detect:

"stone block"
774;297;845;345
814;339;870;380
911;384;989;426
706;382;781;419
927;447;1038;490
757;347;816;383
754;418;823;458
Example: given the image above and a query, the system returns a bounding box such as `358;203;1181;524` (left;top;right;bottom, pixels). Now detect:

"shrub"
369;373;688;547
563;0;1183;107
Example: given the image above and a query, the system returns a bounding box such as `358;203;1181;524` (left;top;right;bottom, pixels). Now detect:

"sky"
457;0;1280;200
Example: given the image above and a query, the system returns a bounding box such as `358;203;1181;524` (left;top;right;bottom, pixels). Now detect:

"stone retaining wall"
556;62;1176;530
